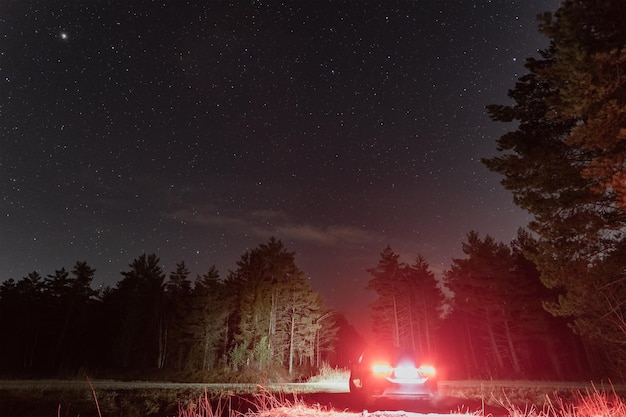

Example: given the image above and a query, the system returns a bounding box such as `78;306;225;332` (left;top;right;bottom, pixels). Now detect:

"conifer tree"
366;247;444;354
110;253;166;369
366;247;406;347
163;261;193;370
229;237;333;375
0;272;45;371
484;0;626;372
405;255;445;359
187;266;229;371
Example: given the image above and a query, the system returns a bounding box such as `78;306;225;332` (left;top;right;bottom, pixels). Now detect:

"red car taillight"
418;364;436;377
371;363;393;377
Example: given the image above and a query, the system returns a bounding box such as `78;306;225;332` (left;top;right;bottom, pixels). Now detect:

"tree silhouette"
163;261;193;370
187;266;229;371
366;246;444;356
484;0;626;373
108;253;166;369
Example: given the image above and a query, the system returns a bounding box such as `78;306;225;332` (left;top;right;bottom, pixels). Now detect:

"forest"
3;0;626;382
0;233;607;381
0;238;357;381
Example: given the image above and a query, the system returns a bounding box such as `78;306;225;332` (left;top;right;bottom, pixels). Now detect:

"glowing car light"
394;365;419;379
418;364;436;377
372;363;393;376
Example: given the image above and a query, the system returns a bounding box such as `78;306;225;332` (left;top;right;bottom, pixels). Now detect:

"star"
2;0;560;337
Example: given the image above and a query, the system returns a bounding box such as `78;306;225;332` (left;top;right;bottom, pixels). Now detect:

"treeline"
365;232;596;380
0;238;352;381
0;231;607;381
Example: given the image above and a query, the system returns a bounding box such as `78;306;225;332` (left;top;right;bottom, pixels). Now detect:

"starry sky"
1;0;560;333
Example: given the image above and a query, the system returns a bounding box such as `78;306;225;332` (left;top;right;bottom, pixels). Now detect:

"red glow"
371;363;393;376
418;364;436;377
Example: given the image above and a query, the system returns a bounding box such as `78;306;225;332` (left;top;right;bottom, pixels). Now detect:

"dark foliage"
484;0;626;375
0;239;342;381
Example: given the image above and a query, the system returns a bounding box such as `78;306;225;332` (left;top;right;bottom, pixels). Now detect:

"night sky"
1;1;559;333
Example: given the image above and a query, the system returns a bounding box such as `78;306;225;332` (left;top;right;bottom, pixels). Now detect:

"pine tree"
163;261;193;370
366;247;444;354
484;0;626;373
444;233;513;374
366;247;406;347
186;266;229;371
109;253;166;369
228;237;333;376
0;272;46;371
405;255;445;359
48;262;98;372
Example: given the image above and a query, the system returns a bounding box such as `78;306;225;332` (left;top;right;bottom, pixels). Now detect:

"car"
349;347;438;402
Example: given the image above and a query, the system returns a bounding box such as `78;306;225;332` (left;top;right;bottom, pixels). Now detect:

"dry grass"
497;383;626;417
175;382;626;417
176;388;331;417
3;377;624;417
307;363;350;383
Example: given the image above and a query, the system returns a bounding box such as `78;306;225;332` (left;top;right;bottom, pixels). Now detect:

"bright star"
60;32;68;40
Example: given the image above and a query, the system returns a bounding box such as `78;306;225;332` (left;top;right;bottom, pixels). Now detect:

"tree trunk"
408;300;415;351
463;314;479;375
503;318;521;374
55;300;75;371
544;333;563;379
393;292;400;347
203;324;211;370
25;320;40;370
487;322;504;372
269;291;276;359
289;307;295;375
157;320;167;369
422;298;432;358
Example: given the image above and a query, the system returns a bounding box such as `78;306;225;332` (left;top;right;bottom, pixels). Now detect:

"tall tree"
278;278;322;375
444;233;513;375
444;231;595;378
186;266;229;371
163;261;193;370
366;247;406;347
405;255;445;359
366;247;444;355
228;237;332;376
0;272;46;371
108;253;166;369
48;262;98;372
484;0;626;373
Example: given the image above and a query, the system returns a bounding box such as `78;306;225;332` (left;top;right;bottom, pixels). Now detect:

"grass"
3;375;625;416
174;382;626;417
496;383;626;417
307;363;350;382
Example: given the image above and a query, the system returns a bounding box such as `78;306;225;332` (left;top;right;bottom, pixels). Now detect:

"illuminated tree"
405;255;445;359
444;233;514;374
228;237;333;376
366;247;406;347
445;232;571;377
366;247;444;355
162;261;193;370
186;266;229;371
